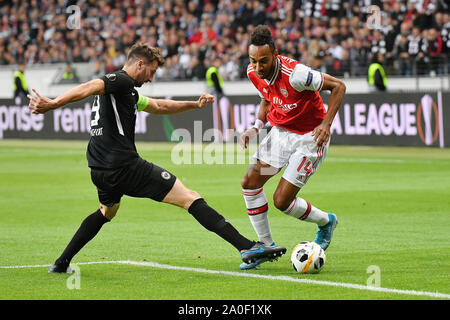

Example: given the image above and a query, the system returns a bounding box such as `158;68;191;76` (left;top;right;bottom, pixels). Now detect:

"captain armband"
137;95;150;111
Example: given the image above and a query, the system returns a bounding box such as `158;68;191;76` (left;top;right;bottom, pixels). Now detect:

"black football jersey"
86;70;141;168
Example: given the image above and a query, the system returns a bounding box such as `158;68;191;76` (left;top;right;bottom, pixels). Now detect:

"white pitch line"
0;264;52;269
1;260;449;299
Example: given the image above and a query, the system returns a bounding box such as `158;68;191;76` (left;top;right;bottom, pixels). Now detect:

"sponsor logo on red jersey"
247;56;326;134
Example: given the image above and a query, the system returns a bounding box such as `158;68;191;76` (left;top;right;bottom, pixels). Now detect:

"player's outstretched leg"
163;179;287;266
48;207;114;274
188;198;287;265
239;241;280;270
188;198;256;250
240;241;286;265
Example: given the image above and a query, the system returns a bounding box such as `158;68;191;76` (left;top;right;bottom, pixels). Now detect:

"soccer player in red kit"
239;25;346;270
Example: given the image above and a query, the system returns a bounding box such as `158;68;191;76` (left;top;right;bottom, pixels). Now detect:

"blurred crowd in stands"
0;0;449;82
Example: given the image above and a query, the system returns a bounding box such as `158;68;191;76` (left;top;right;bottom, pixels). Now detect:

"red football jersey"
247;55;326;134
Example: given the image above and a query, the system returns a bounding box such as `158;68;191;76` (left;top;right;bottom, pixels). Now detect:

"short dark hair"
126;42;165;66
250;25;275;51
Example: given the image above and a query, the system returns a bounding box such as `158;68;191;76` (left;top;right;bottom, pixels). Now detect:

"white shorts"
253;126;329;188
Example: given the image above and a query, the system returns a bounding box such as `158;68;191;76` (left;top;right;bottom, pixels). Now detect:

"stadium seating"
0;0;448;81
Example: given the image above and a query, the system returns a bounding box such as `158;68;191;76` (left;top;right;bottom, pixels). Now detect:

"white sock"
283;197;329;226
242;188;273;245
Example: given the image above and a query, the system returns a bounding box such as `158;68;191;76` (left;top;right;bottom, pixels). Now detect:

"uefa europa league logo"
417;94;440;146
421;95;433;146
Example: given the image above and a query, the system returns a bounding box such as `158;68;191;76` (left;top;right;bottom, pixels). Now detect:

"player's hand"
28;89;56;114
197;93;215;108
239;128;258;150
312;121;331;147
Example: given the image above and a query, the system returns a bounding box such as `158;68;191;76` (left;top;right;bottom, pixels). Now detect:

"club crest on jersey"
280;88;288;97
105;73;116;81
161;171;171;180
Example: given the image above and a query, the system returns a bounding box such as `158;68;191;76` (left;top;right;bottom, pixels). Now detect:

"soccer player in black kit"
28;42;286;273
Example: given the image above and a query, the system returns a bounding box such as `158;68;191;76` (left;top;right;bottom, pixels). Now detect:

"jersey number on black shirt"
87;70;141;169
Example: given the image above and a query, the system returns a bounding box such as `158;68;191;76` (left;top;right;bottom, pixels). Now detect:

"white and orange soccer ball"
290;241;326;274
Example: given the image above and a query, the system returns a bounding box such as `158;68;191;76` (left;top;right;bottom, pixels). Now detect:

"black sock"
188;198;255;251
55;209;110;267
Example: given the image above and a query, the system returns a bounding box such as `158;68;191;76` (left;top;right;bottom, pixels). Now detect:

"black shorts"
90;157;177;207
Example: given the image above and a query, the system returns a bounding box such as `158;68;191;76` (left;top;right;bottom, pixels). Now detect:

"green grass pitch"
0;139;449;300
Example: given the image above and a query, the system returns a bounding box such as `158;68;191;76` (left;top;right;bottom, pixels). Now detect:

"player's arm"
312;73;346;146
239;97;270;149
137;93;214;115
255;97;270;128
28;79;105;114
290;64;346;147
